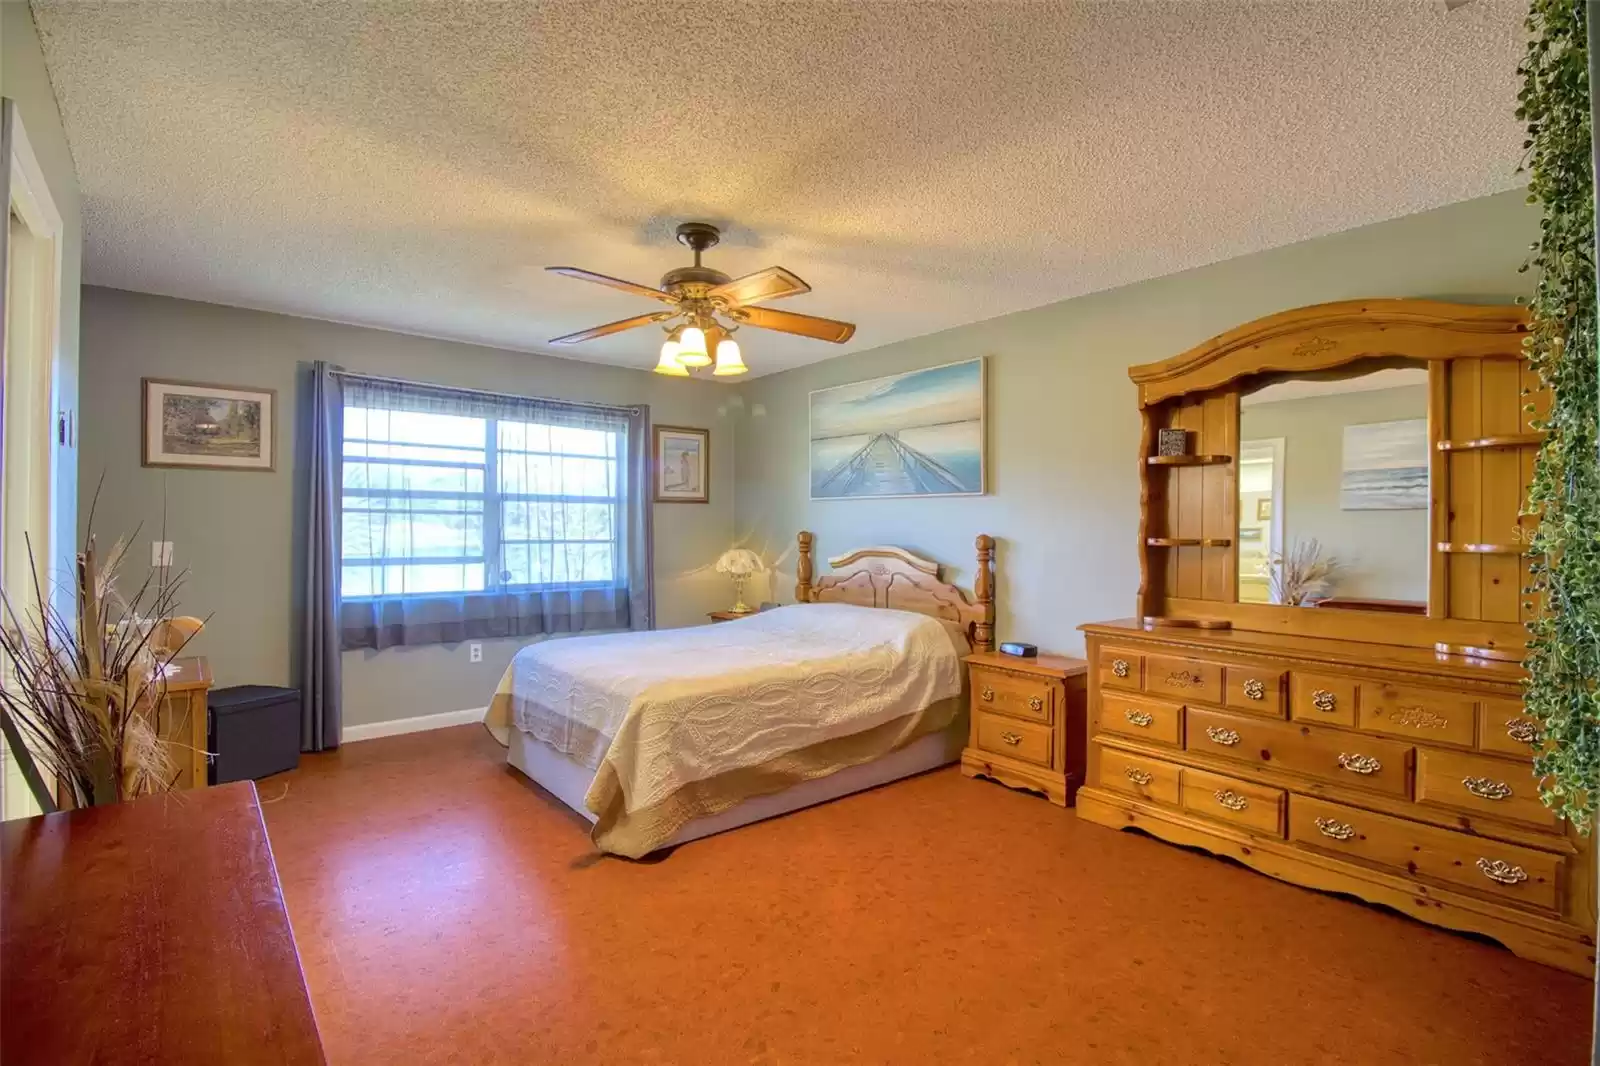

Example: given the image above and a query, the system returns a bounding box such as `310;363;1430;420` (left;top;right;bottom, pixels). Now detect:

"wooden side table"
707;610;755;623
959;650;1089;806
157;656;213;790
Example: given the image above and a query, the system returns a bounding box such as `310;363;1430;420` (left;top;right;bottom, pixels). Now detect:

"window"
341;403;624;600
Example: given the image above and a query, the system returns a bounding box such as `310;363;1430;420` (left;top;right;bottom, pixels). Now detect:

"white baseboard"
341;706;488;744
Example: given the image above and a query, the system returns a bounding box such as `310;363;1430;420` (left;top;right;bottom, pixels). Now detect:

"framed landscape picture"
653;425;709;503
810;357;985;499
142;378;276;471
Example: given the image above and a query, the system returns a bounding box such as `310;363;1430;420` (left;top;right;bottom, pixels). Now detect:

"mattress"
484;603;969;855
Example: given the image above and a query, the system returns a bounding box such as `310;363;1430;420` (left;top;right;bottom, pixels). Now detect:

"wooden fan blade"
546;267;678;304
707;266;811;308
730;305;856;343
549;310;677;345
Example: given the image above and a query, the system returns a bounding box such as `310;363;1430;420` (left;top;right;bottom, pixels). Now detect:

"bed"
483;531;996;856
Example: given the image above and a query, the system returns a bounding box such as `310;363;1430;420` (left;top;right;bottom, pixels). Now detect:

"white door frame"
1;99;66;821
5;101;65;581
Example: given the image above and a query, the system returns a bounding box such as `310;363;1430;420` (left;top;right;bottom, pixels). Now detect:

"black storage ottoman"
209;685;302;784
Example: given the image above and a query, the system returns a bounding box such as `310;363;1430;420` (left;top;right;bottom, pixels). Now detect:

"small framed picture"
142;378;276;471
654;425;710;503
1157;428;1191;457
1257;497;1273;521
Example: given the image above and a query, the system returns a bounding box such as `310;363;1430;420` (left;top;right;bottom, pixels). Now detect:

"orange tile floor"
261;726;1593;1065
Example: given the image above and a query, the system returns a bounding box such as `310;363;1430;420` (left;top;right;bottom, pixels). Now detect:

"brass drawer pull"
980;687;995;702
1214;789;1249;811
1505;718;1540;745
1029;696;1044;712
1112;658;1130;679
1462;776;1513;801
1124;709;1154;728
1314;817;1356;840
1311;689;1338;713
1124;767;1153;786
1337;753;1382;775
1242;678;1266;701
1476;858;1529;886
1205;726;1241;746
999;731;1022;746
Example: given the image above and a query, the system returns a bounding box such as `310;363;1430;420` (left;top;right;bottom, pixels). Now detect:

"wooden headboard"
793;531;995;653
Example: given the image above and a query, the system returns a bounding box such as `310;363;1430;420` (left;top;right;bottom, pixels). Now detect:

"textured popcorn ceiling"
34;0;1526;377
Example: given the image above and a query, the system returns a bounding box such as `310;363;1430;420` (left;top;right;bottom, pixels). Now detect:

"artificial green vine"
1520;0;1600;832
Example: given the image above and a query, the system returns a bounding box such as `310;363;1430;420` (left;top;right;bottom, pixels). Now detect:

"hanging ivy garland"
1520;0;1600;832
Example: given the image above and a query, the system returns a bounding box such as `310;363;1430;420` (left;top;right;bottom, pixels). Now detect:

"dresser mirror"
1237;363;1429;612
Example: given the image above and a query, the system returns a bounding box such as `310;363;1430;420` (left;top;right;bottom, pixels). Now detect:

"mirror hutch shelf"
1078;299;1594;975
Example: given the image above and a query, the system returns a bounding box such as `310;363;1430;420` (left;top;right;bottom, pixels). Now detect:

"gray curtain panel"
301;361;345;751
337;374;652;650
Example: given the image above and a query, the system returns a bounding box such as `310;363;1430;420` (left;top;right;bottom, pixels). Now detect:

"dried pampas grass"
1261;538;1339;607
0;504;199;812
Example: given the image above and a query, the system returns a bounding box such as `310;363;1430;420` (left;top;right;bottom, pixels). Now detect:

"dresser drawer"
1479;698;1545;758
1097;647;1144;692
1098;692;1182;748
1359;682;1477;749
1185;707;1413;799
1415;748;1558;832
1097;746;1181;806
1180;767;1285;837
970;665;1054;725
1224;664;1286;718
1290;672;1359;728
1146;654;1223;707
974;710;1053;768
1290;795;1563;913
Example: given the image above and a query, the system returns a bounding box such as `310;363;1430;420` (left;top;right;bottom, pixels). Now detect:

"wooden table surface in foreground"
0;782;325;1065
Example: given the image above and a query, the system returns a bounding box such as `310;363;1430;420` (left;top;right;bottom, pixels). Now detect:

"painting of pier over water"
810;358;985;499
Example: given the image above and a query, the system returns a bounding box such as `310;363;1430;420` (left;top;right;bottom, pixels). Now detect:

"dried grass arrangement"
1261;538;1339;607
0;524;197;813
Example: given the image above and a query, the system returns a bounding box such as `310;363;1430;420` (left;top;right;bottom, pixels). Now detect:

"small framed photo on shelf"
1157;428;1191;457
654;425;710;503
142;378;276;471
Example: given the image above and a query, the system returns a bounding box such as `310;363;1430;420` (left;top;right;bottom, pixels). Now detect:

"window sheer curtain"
337;375;652;651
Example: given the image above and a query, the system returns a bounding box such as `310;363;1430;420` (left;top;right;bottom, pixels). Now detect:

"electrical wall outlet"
469;642;483;664
151;541;174;567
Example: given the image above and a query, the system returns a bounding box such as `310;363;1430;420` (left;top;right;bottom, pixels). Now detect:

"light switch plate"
151;541;174;567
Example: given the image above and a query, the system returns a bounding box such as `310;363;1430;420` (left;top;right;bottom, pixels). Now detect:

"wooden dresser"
1078;622;1594;973
1076;299;1596;975
1;782;325;1063
960;650;1088;806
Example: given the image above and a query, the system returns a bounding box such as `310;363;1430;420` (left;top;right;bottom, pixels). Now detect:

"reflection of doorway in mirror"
1238;438;1284;603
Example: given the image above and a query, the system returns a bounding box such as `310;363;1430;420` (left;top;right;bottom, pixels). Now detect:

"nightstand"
707;610;753;623
959;650;1089;806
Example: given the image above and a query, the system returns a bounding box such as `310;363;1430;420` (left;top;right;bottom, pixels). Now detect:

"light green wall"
78;287;738;727
3;0;82;592
731;190;1539;657
1241;385;1431;602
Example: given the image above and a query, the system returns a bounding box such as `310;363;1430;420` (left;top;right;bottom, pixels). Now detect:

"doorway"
1;101;66;821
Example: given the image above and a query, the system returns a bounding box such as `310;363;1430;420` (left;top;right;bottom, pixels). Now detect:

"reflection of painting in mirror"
1342;419;1428;509
1238;367;1428;606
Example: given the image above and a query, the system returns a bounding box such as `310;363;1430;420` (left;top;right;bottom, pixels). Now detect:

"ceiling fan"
546;222;857;377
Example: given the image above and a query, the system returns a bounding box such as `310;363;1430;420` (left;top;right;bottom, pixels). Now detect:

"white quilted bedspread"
507;603;964;815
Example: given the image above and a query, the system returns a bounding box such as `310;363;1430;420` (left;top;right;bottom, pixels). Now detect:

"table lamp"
714;548;765;614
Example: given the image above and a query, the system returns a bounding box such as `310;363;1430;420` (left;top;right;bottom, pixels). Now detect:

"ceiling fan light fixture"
712;338;747;376
653;338;689;376
676;325;711;367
